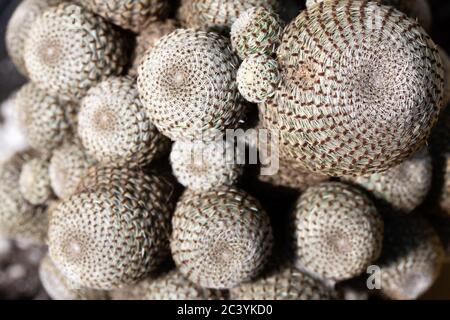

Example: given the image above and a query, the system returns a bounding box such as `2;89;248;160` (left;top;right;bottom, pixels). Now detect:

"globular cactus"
260;0;444;176
346;149;433;214
138;29;245;141
5;0;65;76
73;0;169;33
378;215;444;300
39;255;109;300
0;151;48;244
170;139;243;191
171;187;273;289
49;142;95;199
237;53;281;103
230;6;283;60
129;20;179;78
78;77;169;167
230;262;337;300
291;182;384;282
48;166;175;289
178;0;278;31
19;157;53;205
24;3;129;100
15;83;76;153
112;271;227;300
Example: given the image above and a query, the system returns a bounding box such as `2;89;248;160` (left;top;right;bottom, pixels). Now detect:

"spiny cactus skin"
78;77;169;167
15;83;76;153
129;19;179;78
439;47;450;108
378;0;432;32
170;140;243;191
178;0;278;31
230;7;283;60
347;149;433;214
261;0;444;177
112;271;227;300
24;3;129;100
40;255;109;300
237;53;281;103
258;159;329;191
5;0;65;76
171;187;273;289
49;142;95;199
230;264;337;300
48;166;175;289
307;0;432;31
291;182;383;282
73;0;169;33
0;151;48;244
378;215;444;300
138;29;245;141
19;158;53;205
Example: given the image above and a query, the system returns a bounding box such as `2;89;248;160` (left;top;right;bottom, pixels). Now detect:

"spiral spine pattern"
171;187;273;289
48;166;175;289
261;0;444;176
24;3;129;100
291;182;383;281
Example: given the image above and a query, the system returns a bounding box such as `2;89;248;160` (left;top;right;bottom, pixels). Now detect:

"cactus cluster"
1;0;450;301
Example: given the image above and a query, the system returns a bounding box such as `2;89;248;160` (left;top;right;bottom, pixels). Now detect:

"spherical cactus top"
237;53;281;103
291;182;384;282
230;6;283;60
73;0;169;33
78;77;169;167
378;215;444;300
170;139;243;191
261;0;444;176
129;19;179;78
347;149;433;213
19;157;53;205
39;255;109;300
113;270;227;300
138;29;245;141
171;186;273;289
230;263;337;300
178;0;278;31
49;142;95;199
0;151;48;244
48;166;175;289
15;83;76;153
5;0;64;76
24;3;129;100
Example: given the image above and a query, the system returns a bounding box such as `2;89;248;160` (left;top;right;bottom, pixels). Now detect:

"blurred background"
0;0;449;300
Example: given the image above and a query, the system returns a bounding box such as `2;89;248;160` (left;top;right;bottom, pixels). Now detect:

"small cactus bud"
237;53;281;103
231;7;283;60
